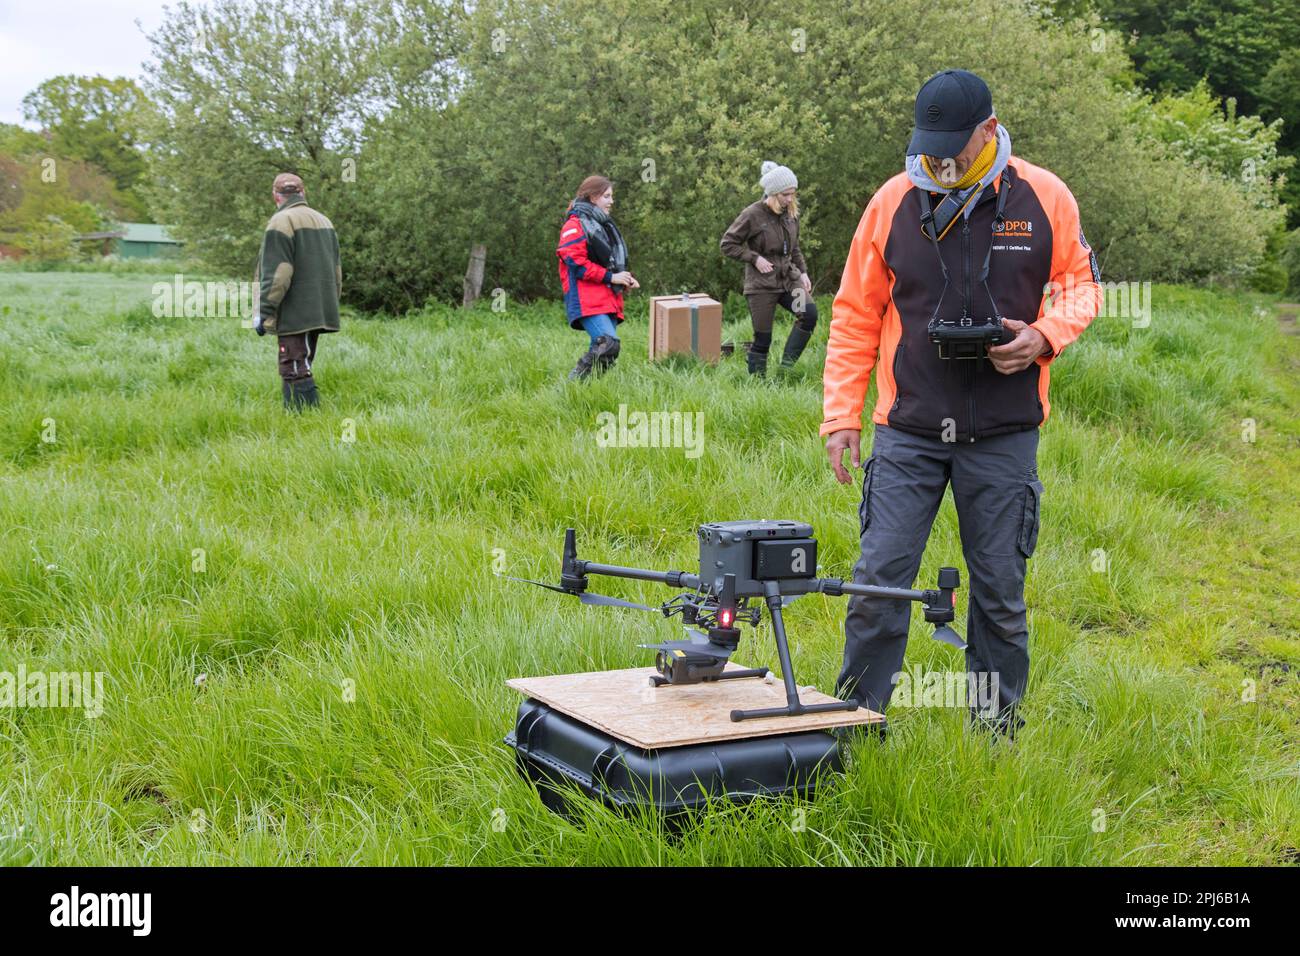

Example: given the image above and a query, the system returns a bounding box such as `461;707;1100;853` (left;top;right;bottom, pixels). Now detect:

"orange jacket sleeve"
1034;184;1101;365
821;196;892;436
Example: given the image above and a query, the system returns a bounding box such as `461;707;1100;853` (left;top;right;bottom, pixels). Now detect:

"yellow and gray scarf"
905;124;1012;239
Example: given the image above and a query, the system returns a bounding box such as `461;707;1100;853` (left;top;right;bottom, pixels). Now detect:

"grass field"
0;269;1296;865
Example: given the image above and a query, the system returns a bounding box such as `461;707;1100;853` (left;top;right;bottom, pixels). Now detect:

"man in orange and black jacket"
823;70;1101;738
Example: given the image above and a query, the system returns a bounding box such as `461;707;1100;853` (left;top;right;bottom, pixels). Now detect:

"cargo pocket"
858;456;877;539
1017;478;1044;559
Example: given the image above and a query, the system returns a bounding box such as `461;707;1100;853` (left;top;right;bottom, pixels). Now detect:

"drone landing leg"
730;582;860;722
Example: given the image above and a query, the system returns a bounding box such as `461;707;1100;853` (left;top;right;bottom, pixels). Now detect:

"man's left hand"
988;318;1050;375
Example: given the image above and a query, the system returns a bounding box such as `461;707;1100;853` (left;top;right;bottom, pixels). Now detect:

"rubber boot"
594;336;621;376
569;349;596;381
746;344;769;377
781;324;815;368
295;378;320;408
284;378;319;410
569;335;618;381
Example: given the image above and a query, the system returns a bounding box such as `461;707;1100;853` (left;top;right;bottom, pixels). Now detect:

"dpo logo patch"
995;219;1034;238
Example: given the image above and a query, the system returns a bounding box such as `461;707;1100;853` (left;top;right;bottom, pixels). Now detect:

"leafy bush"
1282;227;1300;296
1128;81;1292;209
15;217;80;263
142;0;1287;309
0;121;139;264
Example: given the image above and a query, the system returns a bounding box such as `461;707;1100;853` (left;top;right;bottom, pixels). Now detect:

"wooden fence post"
462;243;487;308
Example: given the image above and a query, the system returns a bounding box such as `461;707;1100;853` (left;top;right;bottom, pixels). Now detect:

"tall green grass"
0;272;1295;864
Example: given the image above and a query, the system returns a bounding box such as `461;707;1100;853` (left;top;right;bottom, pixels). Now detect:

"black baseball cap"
906;69;994;158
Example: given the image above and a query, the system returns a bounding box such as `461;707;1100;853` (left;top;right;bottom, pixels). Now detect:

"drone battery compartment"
752;537;817;580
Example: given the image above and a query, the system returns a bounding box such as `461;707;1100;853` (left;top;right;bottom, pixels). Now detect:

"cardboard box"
648;293;723;363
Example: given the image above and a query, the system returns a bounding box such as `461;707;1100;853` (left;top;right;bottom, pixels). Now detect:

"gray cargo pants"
837;424;1043;735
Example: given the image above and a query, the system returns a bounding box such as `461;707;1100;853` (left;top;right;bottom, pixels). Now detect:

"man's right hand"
826;429;862;484
754;256;774;274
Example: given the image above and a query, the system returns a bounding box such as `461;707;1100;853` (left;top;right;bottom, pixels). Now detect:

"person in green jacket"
254;173;342;409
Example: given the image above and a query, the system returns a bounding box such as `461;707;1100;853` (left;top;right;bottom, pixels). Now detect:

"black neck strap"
917;169;1013;317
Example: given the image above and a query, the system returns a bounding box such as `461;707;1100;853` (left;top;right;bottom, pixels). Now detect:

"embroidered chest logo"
994;219;1033;238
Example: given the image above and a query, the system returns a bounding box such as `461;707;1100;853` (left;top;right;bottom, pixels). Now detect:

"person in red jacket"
557;175;639;380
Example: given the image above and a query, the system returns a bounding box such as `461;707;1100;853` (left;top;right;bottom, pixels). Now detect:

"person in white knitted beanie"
760;160;798;196
720;161;817;376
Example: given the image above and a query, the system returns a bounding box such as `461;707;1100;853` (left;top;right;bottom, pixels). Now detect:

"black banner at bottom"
0;866;1290;942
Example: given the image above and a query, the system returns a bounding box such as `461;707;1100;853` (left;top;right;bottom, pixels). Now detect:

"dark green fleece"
257;194;342;335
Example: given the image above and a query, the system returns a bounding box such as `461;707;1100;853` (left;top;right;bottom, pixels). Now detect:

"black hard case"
506;697;843;816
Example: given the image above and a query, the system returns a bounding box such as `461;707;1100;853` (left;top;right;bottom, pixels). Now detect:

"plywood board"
507;663;883;749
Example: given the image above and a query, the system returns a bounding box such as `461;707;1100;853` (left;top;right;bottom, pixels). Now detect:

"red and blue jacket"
557;213;625;328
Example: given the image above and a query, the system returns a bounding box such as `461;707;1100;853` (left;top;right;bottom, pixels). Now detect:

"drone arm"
562;528;701;593
577;561;702;592
814;578;925;602
815;568;960;625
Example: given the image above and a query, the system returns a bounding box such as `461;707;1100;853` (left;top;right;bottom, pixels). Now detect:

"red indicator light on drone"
951;593;956;606
720;609;733;627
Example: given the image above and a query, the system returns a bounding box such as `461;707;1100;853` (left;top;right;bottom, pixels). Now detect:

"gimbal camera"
509;520;965;722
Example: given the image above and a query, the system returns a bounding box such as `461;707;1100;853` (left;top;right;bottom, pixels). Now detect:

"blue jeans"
580;313;619;345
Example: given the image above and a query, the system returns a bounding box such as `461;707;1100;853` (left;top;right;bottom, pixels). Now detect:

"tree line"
4;0;1298;300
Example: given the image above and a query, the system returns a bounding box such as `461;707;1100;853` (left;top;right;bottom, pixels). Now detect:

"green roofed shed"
116;223;182;259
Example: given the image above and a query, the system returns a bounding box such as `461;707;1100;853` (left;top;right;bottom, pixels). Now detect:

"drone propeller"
504;575;569;594
931;624;967;650
504;576;659;613
577;592;659;612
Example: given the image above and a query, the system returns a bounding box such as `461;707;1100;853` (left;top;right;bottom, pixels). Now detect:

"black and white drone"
509;519;965;722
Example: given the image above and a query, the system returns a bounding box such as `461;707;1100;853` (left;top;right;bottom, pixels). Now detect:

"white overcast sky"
0;0;181;126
